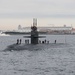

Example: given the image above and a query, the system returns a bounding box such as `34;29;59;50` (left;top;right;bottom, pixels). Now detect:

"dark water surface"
0;35;75;75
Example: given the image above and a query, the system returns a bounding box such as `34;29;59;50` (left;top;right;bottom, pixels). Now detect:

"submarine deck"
4;43;71;51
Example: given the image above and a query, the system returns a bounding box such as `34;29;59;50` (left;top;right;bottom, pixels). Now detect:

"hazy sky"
0;0;75;30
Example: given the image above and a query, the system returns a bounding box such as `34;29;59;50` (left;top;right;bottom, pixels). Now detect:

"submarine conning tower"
23;18;46;44
31;18;39;44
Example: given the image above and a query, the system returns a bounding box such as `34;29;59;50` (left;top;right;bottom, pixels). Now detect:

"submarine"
4;18;67;51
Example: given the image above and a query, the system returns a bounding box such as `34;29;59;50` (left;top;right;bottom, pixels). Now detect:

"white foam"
0;33;10;36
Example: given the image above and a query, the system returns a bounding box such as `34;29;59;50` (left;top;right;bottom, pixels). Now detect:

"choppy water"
0;34;75;75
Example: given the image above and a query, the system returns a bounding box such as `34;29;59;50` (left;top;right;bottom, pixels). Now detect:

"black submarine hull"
4;43;66;51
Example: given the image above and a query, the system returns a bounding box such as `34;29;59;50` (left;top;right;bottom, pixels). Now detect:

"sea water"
0;34;75;75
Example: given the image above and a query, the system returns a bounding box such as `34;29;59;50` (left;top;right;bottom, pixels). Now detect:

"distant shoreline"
3;31;75;35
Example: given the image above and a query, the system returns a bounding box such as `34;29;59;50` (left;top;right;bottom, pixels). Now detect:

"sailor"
17;39;19;44
25;40;27;44
42;41;44;44
55;40;56;44
44;39;46;43
27;39;29;44
20;39;22;44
